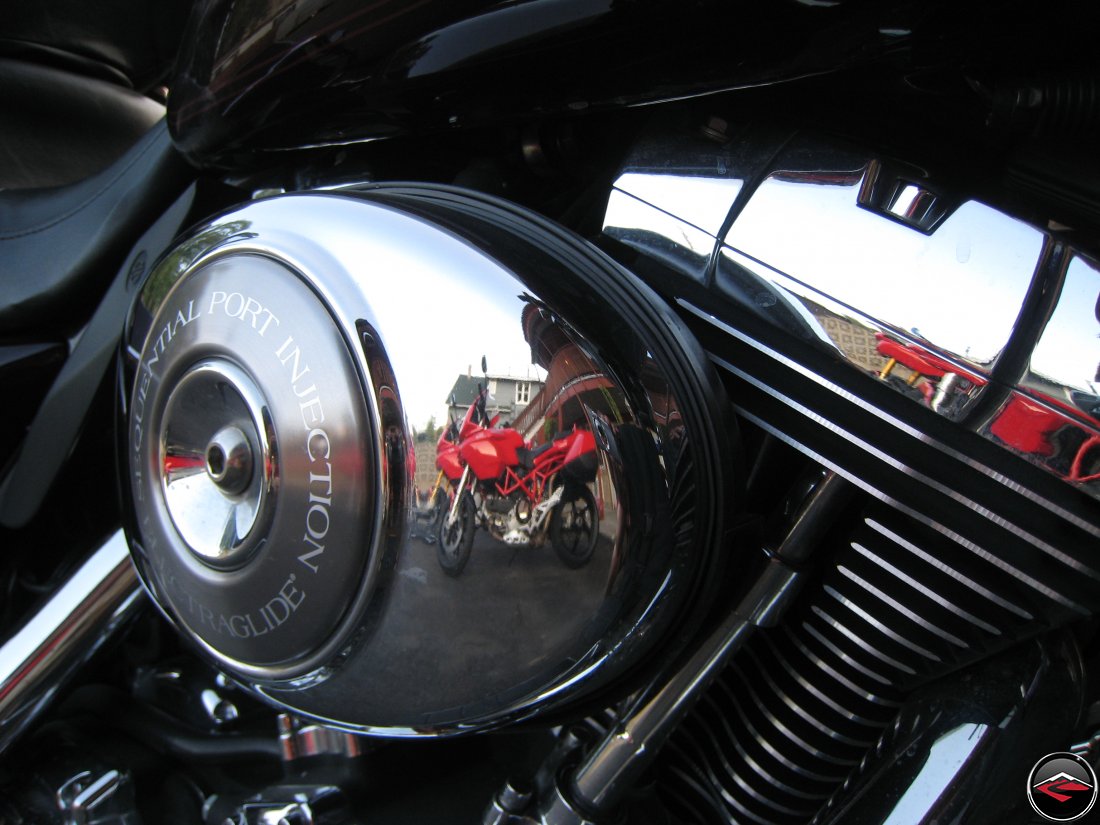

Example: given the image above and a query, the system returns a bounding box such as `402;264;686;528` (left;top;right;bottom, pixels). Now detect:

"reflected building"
445;369;543;428
811;305;886;375
514;304;635;525
514;304;622;443
412;435;439;494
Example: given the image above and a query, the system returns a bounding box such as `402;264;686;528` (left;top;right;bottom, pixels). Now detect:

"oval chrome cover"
121;186;735;734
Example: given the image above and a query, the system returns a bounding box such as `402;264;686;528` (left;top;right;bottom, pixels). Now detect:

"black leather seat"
0;58;166;190
0;116;192;335
516;440;556;470
0;0;194;335
516;431;575;470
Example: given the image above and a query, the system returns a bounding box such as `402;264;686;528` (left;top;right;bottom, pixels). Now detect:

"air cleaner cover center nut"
161;361;268;569
129;254;374;675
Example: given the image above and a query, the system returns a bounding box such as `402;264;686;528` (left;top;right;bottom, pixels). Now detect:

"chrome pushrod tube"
568;604;755;817
555;473;851;820
0;530;143;753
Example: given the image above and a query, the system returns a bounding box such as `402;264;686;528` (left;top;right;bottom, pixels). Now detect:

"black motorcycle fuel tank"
166;0;934;167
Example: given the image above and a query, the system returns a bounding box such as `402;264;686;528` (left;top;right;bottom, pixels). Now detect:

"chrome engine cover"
120;186;735;734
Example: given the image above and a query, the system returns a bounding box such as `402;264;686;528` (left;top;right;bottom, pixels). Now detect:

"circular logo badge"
1028;752;1098;822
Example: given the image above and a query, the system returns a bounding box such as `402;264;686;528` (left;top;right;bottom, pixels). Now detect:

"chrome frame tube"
0;530;143;753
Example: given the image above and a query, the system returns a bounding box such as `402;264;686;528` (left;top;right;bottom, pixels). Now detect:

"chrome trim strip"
718;341;1098;583
688;698;825;812
604;133;1100;503
824;586;941;661
734;649;876;748
704;319;1100;576
0;531;142;753
810;606;916;675
801;621;892;687
703;691;861;793
836;565;967;648
564;434;846;817
762;644;885;727
721;681;848;783
731;677;866;769
862;518;1033;620
783;627;900;706
679;298;1100;540
737;402;1087;613
850;543;999;635
673;755;778;825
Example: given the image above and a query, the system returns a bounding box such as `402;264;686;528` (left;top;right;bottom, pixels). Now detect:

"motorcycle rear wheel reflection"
550;486;598;568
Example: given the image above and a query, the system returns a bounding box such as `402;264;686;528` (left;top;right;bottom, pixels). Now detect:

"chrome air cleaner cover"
121;185;735;734
126;251;373;675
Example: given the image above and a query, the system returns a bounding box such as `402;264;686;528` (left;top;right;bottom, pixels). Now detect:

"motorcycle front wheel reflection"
437;491;476;577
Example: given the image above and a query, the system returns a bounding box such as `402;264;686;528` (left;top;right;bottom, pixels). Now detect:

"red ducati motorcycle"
409;416;462;545
438;379;599;576
411;380;495;546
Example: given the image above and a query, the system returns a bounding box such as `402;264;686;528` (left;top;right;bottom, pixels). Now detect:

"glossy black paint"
168;0;1100;170
168;0;950;167
0;343;65;471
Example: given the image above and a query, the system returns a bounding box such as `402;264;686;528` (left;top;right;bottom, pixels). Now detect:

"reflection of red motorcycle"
874;334;1100;484
412;393;482;544
438;385;599;576
410;419;462;545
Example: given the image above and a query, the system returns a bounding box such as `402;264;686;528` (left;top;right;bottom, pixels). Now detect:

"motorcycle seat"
512;429;572;468
0;58;167;190
0;116;192;336
516;440;556;470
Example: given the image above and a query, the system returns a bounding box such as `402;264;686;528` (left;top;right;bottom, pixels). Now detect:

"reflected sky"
603;190;715;282
726;178;1044;366
1030;255;1100;399
614;172;743;236
882;722;989;825
354;243;545;430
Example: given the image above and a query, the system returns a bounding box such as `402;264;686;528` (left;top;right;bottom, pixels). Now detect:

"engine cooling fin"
657;499;1100;824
